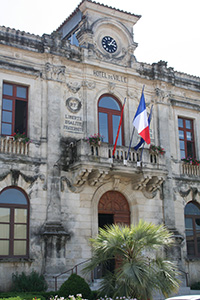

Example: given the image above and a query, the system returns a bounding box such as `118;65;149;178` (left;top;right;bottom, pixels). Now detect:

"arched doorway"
97;191;130;277
98;190;130;228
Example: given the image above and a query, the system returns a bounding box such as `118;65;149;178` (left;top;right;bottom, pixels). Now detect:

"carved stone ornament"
0;169;46;189
93;46;134;68
60;168;110;192
67;81;81;93
132;174;164;198
66;97;82;113
82;80;96;90
108;82;116;92
45;62;66;82
127;90;135;99
179;185;200;202
155;88;171;103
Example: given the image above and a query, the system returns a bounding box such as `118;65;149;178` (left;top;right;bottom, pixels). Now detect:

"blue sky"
0;0;199;77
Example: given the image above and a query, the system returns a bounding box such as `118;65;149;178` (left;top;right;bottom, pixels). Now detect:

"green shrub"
90;290;99;300
0;293;45;300
0;297;22;300
59;274;91;299
12;270;48;292
39;291;58;300
191;281;200;290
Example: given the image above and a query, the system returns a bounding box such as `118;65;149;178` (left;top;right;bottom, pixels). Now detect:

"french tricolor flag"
133;89;151;144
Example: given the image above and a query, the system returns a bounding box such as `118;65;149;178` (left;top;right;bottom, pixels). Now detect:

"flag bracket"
109;158;113;164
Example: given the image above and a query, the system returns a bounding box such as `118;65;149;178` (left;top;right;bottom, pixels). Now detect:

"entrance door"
98;213;115;276
98;191;130;226
98;213;114;229
97;191;130;278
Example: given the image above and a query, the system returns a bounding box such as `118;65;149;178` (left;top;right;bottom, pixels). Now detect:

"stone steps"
90;280;200;299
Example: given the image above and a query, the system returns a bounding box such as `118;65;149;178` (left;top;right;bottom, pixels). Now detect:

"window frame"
185;201;200;258
1;82;28;136
178;117;195;159
0;186;30;259
98;94;124;145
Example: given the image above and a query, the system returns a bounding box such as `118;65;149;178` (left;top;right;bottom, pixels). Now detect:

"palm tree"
85;220;180;300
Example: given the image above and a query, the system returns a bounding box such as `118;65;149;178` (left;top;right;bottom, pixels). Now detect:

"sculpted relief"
45;63;66;81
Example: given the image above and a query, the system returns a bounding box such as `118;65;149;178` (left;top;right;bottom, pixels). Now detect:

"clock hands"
108;40;114;46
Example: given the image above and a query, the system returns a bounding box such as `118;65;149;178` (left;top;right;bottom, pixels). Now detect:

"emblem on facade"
45;63;66;82
66;97;82;113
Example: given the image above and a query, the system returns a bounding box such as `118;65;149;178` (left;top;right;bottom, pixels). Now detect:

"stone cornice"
0;26;43;52
0;26;82;61
170;99;200;111
0;58;41;76
137;60;200;91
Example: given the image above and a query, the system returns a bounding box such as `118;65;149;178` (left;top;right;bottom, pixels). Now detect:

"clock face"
101;36;117;53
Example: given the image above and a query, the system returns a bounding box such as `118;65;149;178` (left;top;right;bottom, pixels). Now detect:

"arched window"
0;187;29;258
184;201;200;257
98;95;124;145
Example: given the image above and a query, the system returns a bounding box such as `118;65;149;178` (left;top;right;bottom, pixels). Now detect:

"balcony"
181;162;200;177
62;139;168;194
0;136;30;155
0;137;44;164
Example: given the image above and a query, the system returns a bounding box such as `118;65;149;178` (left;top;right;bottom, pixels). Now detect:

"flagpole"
126;86;144;161
139;142;145;161
133;104;153;151
139;104;153;162
112;98;126;158
126;85;152;164
142;84;145;94
126;126;135;161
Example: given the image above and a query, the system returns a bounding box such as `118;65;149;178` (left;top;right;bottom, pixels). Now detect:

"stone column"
156;90;185;277
41;79;70;277
156;92;176;228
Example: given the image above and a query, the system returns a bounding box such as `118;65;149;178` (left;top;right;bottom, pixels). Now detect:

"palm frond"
152;257;180;297
84;220;180;299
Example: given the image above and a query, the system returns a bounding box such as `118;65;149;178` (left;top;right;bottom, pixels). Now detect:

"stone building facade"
0;0;200;294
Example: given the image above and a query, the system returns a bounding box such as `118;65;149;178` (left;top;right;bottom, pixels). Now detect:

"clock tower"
57;0;141;67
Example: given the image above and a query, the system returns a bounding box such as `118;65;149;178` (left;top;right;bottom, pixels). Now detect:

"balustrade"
85;140;164;168
181;163;200;176
0;137;29;156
